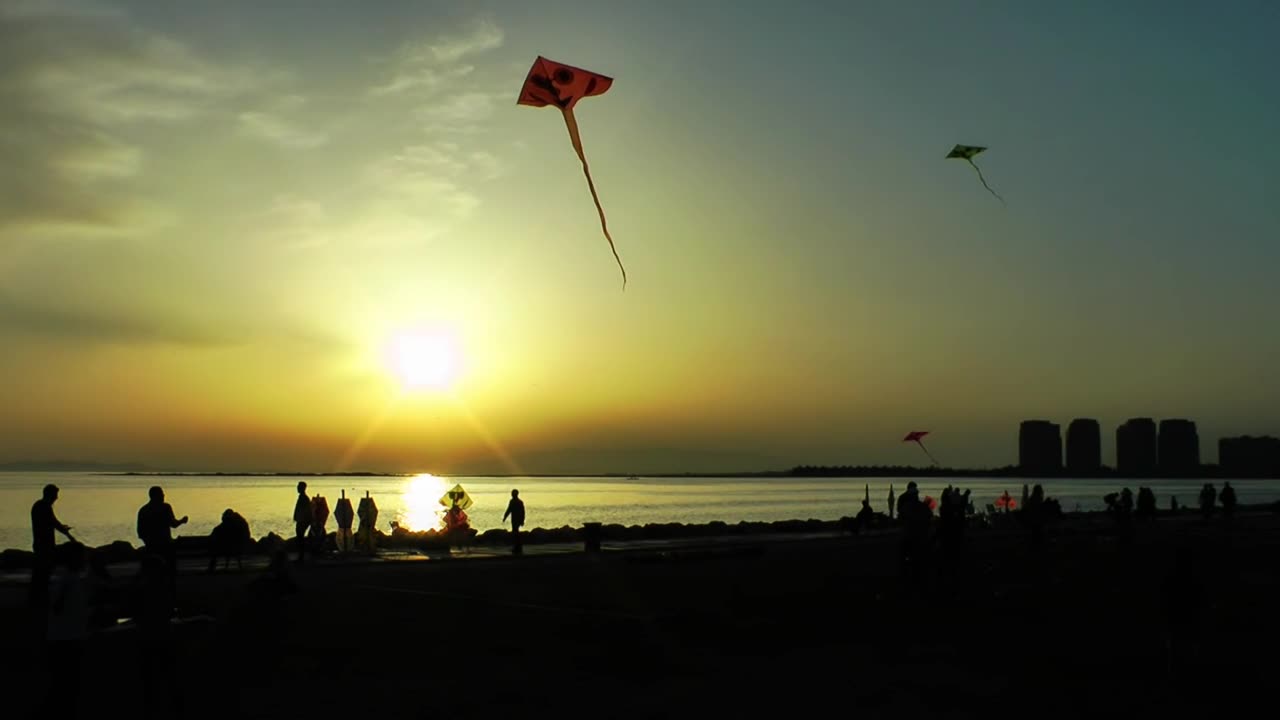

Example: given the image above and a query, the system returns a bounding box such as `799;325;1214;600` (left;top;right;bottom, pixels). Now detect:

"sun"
387;331;461;390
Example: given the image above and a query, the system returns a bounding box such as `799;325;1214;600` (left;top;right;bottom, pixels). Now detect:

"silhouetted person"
897;482;930;575
1198;483;1216;521
294;481;311;563
999;490;1013;512
1220;482;1237;519
30;483;74;612
208;508;251;572
887;484;896;521
855;498;875;532
137;486;188;603
1024;484;1047;550
503;489;526;555
1110;488;1134;544
1137;487;1157;521
939;485;969;553
42;541;89;719
896;481;919;522
1170;495;1179;514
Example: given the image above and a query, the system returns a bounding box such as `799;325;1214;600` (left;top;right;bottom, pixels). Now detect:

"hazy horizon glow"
2;1;1278;473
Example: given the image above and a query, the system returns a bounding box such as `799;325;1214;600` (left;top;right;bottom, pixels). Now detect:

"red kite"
518;56;625;287
902;431;938;466
946;144;1004;206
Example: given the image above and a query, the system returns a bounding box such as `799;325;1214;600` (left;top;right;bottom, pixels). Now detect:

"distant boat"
626;475;641;480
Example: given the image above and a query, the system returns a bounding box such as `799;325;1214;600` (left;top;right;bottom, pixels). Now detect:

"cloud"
251;195;332;250
418;91;499;125
0;291;231;346
363;152;481;219
371;19;502;96
370;64;474;97
238;96;329;149
1;7;261;124
0;3;268;236
467;151;503;181
423;19;504;64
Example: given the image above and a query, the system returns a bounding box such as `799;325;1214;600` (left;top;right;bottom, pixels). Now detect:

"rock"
93;540;137;564
1;548;34;571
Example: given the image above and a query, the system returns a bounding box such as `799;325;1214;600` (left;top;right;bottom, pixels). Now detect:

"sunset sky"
2;0;1278;473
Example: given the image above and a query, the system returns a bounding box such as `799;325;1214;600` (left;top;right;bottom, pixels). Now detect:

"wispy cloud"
371;19;503;96
251;195;332;250
370;63;474;97
0;291;232;346
363;152;482;219
0;2;269;236
238;96;329;149
422;19;504;64
417;91;500;125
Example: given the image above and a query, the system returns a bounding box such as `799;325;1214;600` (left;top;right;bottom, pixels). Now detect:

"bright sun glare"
401;473;447;531
388;332;460;391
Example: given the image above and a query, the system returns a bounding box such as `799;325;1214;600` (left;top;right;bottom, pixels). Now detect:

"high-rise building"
1219;436;1280;477
1019;420;1062;473
1066;418;1102;473
1116;418;1157;476
1158;419;1200;475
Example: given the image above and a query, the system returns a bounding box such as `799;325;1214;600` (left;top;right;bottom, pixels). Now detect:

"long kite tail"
916;440;939;467
967;159;1006;207
561;106;627;288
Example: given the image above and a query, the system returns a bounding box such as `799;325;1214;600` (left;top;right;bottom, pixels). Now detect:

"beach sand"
3;510;1278;718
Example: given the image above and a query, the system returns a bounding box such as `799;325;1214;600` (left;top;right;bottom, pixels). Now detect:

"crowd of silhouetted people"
21;474;1260;715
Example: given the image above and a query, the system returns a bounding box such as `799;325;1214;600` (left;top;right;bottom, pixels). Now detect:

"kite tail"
967;159;1006;207
916;440;939;467
561;106;627;288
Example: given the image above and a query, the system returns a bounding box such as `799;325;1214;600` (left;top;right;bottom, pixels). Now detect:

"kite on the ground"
440;484;473;511
518;56;626;287
903;431;938;466
946;144;1004;206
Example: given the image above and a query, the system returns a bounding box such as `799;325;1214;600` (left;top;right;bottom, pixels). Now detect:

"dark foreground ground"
4;511;1278;719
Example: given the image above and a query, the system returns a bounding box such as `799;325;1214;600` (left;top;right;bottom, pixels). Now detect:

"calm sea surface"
3;472;1279;551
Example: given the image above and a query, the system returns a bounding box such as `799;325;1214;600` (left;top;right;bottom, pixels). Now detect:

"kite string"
966;159;1006;207
561;106;627;288
916;440;939;467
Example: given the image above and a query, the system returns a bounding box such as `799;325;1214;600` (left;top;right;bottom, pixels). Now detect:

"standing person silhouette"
30;483;75;613
1220;482;1237;520
503;489;526;555
137;486;188;610
293;481;311;563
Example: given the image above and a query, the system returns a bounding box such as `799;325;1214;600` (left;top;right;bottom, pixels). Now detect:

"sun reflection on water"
401;473;447;531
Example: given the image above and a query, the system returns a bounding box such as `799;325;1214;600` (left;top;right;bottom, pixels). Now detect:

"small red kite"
902;431;938;466
518;56;625;286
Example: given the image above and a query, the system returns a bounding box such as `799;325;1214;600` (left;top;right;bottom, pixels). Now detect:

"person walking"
503;489;527;555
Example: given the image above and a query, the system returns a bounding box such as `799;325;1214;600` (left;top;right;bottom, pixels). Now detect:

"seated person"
208;509;251;572
445;504;470;532
443;503;476;547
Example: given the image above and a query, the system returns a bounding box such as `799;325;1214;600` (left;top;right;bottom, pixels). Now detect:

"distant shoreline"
81;467;1280;480
2;462;1275;480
